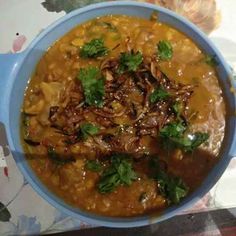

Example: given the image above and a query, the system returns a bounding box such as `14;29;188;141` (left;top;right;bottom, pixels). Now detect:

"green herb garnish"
78;67;105;107
205;55;218;67
79;123;100;140
98;153;137;193
171;132;209;152
64;123;100;144
80;38;109;58
156;170;188;204
160;122;209;152
157;40;173;60
118;51;143;73
149;87;170;103
85;160;102;172
160;122;186;139
172;102;183;116
149;157;188;204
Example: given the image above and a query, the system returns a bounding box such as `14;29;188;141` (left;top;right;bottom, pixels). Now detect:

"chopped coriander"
205;55;218;67
149;87;170;103
118;51;143;73
98;153;137;193
156;170;188;204
64;123;100;144
160;122;186;139
78;67;105;107
80;38;109;58
79;123;100;140
148;157;188;204
85;160;102;172
172;132;209;152
172;102;183;119
160;122;209;152
157;40;173;60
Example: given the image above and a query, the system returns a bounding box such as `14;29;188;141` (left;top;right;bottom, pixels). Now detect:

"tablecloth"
0;0;236;235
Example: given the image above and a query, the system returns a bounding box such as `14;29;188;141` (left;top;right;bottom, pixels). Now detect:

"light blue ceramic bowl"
0;1;235;228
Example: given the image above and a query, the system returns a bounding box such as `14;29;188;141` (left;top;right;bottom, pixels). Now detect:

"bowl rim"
9;0;235;228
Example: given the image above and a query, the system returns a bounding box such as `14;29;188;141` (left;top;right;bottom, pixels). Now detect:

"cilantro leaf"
160;121;209;152
98;153;137;193
78;67;105;107
205;55;218;67
64;123;100;144
190;132;209;149
156;170;188;204
80;38;109;58
118;51;143;73
172;102;183;118
149;87;170;103
172;132;209;152
79;123;100;140
85;159;102;172
157;40;173;60
160;122;186;139
149;157;188;204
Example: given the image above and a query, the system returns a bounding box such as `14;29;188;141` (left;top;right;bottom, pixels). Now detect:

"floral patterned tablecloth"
0;0;236;235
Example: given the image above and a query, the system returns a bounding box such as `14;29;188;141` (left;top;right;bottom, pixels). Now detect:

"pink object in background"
12;35;27;52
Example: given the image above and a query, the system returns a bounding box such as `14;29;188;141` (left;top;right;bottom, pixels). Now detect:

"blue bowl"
0;1;235;228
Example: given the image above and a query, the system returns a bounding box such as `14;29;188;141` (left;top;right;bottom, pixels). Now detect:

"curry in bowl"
21;15;225;217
